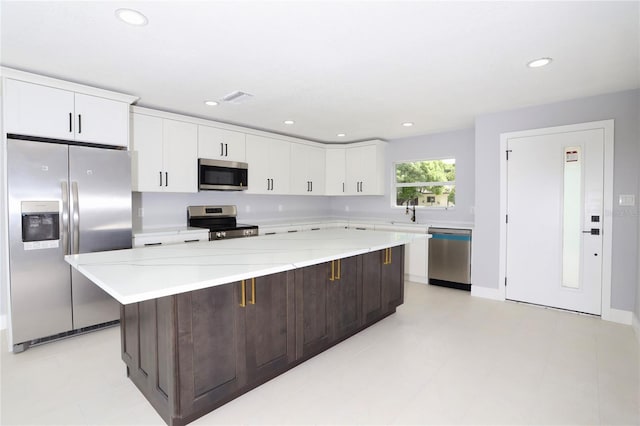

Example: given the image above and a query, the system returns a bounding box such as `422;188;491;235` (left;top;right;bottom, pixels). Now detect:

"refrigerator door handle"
61;181;69;255
71;181;80;255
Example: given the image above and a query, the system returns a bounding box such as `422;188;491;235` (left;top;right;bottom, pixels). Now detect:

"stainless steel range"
187;205;258;240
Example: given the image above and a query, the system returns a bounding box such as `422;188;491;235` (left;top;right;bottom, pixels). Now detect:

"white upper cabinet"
325;147;347;195
245;135;290;194
290;143;326;195
4;78;130;147
131;112;198;193
345;141;386;195
198;125;246;162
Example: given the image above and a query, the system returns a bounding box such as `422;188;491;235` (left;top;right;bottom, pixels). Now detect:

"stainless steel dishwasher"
428;227;472;291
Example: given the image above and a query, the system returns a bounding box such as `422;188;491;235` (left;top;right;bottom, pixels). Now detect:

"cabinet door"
245;135;272;194
198;125;246;162
382;245;404;312
4;79;75;140
290;143;310;195
307;145;326;194
131;113;164;192
74;93;129;147
295;263;331;359
329;256;361;341
176;284;247;417
346;145;376;194
325;148;346;195
361;250;384;323
163;119;198;193
290;143;326;195
244;272;295;383
268;138;291;194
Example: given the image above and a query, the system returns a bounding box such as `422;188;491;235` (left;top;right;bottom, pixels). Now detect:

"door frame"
498;120;615;320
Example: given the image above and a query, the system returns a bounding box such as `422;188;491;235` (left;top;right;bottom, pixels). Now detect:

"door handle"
221;142;224;157
165;172;168;187
225;143;228;157
240;280;246;307
61;181;69;255
249;278;256;305
159;171;163;187
68;113;73;133
71;181;80;255
582;229;600;235
77;114;82;134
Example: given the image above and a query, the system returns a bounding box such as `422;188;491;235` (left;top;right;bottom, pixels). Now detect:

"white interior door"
506;128;604;315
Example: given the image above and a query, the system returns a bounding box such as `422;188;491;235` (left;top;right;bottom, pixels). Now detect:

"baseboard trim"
632;314;640;346
470;285;503;301
405;274;428;284
604;308;633;325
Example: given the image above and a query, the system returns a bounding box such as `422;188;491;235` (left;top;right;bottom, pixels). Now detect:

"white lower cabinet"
131;112;198;192
133;228;209;247
246;135;290;194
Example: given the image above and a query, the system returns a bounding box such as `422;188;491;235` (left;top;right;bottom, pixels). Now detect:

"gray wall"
473;89;639;312
330;127;475;225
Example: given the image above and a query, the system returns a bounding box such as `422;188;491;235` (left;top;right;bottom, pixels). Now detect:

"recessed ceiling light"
337;133;346;137
527;57;552;68
115;8;148;26
283;120;295;125
204;100;219;106
402;122;414;127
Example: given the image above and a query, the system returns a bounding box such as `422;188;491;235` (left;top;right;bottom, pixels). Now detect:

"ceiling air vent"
221;91;254;104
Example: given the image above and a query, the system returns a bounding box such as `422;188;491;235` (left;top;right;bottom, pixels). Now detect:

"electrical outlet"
618;194;635;206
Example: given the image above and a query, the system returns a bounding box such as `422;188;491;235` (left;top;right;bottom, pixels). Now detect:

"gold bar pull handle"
250;278;256;305
240;280;246;307
329;260;335;281
336;259;341;280
383;248;388;265
389;247;392;264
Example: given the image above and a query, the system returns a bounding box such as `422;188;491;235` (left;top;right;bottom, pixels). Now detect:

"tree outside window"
395;159;455;208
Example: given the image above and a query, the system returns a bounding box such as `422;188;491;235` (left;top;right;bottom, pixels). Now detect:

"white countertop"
132;226;209;238
66;229;426;305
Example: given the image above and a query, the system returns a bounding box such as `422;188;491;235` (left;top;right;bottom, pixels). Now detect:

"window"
394;158;455;208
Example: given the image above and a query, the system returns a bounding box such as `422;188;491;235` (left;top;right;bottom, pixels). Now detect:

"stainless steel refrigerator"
7;137;132;352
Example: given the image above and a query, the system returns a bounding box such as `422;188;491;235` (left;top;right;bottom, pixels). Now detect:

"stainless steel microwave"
198;158;248;191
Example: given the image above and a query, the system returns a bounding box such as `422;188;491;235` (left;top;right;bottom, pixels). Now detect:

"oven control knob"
221;231;226;238
215;232;222;239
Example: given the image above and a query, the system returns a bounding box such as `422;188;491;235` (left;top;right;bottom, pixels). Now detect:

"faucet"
405;200;416;223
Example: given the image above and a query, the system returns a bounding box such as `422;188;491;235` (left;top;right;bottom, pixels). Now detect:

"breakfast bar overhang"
66;229;426;426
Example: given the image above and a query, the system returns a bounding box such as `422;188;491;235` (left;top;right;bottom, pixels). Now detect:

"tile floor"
1;282;639;425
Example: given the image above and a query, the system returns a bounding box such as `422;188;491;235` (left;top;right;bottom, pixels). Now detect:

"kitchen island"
66;229;425;426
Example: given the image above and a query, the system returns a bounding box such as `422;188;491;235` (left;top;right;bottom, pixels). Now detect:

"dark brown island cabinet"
121;246;404;426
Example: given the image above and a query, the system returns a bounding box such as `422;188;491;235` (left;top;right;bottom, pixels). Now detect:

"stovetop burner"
187;205;258;240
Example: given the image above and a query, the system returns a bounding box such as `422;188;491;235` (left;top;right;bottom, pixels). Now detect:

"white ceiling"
1;1;639;143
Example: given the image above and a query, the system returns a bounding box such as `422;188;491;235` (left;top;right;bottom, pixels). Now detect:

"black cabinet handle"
220;142;224;156
165;172;168;187
342;182;345;193
159;171;163;187
69;113;73;133
78;114;82;134
225;143;228;157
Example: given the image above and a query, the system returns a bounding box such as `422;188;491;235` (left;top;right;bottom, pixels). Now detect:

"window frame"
392;157;457;210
